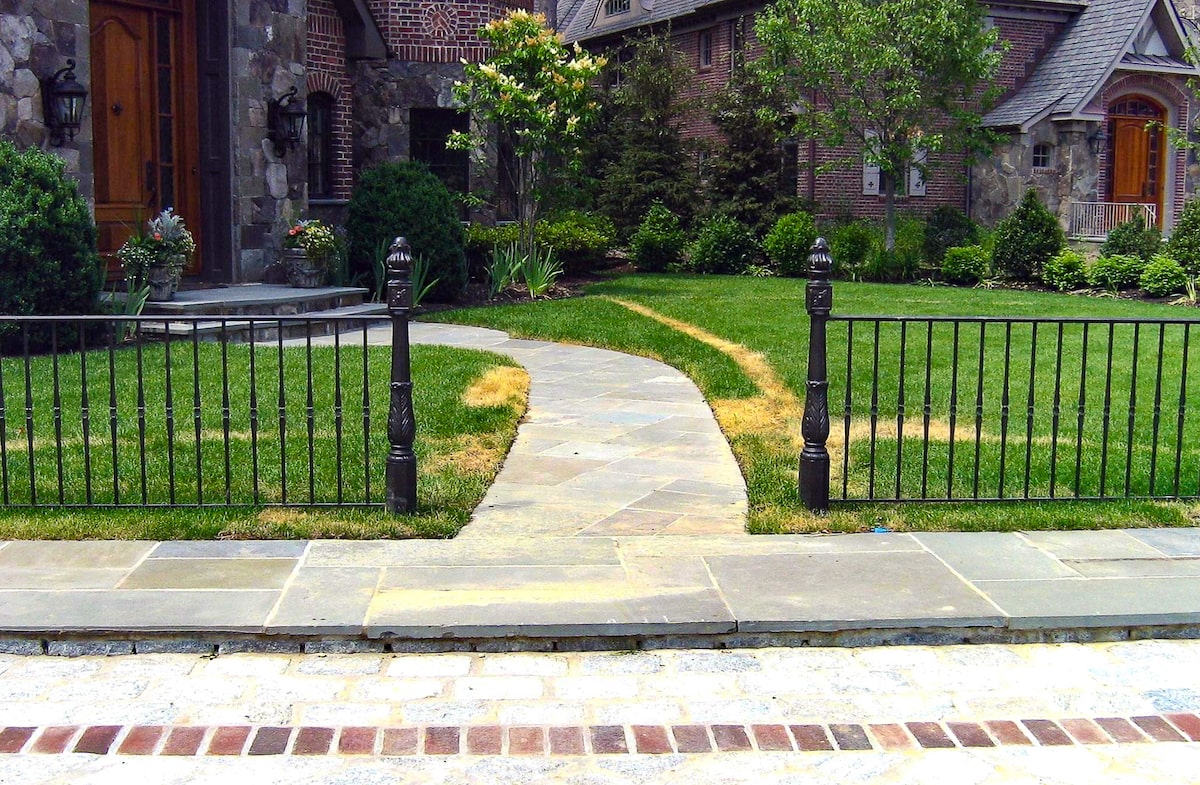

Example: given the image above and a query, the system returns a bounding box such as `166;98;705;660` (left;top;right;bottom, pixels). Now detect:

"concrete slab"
1062;558;1200;578
1021;530;1166;560
974;577;1200;628
914;533;1081;581
0;590;280;632
580;510;682;536
705;552;1005;632
267;567;382;634
1127;528;1200;556
119;558;298;590
0;541;154;569
304;538;622;568
149;541;308;559
0;568;131;590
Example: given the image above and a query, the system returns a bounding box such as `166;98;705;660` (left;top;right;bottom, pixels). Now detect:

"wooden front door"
1107;95;1165;227
90;0;201;275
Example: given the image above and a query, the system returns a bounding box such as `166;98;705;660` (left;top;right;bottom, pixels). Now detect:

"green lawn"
0;342;525;539
435;274;1200;533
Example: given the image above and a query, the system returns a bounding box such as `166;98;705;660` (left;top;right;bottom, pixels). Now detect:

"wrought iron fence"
799;239;1200;510
0;239;418;511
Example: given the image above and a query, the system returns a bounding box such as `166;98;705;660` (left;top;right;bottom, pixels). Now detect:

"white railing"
1068;202;1157;241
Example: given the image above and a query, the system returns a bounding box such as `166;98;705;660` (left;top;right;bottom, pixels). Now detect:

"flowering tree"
448;10;604;253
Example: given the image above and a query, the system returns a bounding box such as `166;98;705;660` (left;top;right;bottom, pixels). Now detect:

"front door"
1107;95;1165;227
90;0;201;275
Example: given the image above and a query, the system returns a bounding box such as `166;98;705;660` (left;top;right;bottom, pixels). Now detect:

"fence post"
799;237;833;513
386;236;417;513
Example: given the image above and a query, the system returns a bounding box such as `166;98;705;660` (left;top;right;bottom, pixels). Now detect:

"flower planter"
284;248;328;288
145;263;176;302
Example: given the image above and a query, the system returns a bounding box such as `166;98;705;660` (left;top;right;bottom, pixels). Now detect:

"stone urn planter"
145;261;179;302
284;247;327;288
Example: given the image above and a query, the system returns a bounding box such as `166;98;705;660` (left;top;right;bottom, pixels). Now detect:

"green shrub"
923;206;978;265
1100;212;1161;261
891;216;927;278
685;215;759;275
991;189;1064;281
0;140;102;322
1140;253;1188;297
464;222;519;281
827;220;881;278
537;211;615;275
763;211;818;277
940;245;990;284
1087;254;1145;291
346;161;466;302
631;204;687;272
1041;249;1088;291
1166;198;1200;274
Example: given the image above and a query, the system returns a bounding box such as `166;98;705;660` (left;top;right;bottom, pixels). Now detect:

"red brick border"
0;714;1195;756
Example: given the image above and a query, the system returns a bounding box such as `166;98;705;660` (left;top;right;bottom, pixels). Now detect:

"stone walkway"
0;641;1197;782
408;323;747;539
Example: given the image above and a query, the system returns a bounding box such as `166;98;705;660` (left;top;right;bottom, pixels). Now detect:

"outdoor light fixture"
267;87;307;157
1087;125;1108;156
41;59;88;146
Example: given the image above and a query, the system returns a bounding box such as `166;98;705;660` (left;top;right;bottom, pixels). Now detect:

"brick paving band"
1;714;1196;757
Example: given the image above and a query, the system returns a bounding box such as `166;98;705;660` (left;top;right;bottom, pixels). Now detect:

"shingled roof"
557;0;728;43
983;0;1195;130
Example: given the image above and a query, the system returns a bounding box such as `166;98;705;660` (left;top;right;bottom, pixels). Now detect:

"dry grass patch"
462;365;529;410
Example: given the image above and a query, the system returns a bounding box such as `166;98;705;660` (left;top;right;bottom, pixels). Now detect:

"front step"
137;303;388;343
141;283;374;317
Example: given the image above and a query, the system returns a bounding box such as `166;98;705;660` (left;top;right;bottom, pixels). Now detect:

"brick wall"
367;0;534;64
306;0;354;199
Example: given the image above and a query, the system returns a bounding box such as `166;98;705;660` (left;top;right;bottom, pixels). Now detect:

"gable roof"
558;0;729;43
983;0;1195;130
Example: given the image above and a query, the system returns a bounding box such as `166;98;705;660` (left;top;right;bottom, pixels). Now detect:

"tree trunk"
882;170;896;251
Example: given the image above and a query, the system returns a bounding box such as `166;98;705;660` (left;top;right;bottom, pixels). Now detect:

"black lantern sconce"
267;87;307;157
41;60;88;146
1087;124;1108;156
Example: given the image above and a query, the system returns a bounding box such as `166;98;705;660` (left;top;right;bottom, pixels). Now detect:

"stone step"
141;283;373;317
136;303;388;343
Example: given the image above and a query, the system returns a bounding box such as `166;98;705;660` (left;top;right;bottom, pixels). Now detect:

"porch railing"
1068;201;1156;241
799;238;1200;511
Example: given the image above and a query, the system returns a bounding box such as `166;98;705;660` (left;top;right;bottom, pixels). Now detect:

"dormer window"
605;0;631;15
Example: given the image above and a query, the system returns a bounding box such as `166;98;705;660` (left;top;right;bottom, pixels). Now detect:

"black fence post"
799;237;833;513
386;236;417;513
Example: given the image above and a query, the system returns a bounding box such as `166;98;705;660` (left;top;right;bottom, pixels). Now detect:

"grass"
0;342;526;540
435;274;1200;533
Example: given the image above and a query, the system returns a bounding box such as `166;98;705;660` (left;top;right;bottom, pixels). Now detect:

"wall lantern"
41;60;88;146
1087;125;1108;156
268;87;307;157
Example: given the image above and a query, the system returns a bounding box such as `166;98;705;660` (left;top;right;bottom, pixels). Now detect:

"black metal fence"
800;239;1200;511
0;239;418;511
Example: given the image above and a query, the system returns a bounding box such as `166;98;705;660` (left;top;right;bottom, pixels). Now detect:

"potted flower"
283;219;338;287
117;208;195;301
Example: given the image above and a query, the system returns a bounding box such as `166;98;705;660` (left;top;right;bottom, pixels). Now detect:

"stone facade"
0;1;91;197
232;0;308;281
971;122;1097;228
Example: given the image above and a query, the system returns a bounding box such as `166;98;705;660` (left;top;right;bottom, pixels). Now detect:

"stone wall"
971;120;1097;228
0;1;91;198
230;0;308;281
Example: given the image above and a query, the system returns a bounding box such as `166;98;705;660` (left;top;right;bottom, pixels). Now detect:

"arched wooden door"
1107;95;1165;227
90;0;201;275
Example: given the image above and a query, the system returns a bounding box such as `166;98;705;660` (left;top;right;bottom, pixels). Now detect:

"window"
608;47;634;88
908;147;927;197
605;0;630;15
410;108;470;196
1032;143;1052;170
729;17;745;72
699;30;713;69
306;92;335;199
697;150;712;181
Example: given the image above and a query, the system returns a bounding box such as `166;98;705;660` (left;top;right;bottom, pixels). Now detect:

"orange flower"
152;232;162;241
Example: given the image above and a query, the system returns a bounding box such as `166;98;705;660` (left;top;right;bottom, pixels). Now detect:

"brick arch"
306;73;344;100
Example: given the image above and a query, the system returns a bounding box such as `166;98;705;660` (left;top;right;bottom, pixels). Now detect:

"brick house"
560;0;1200;237
0;0;528;285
